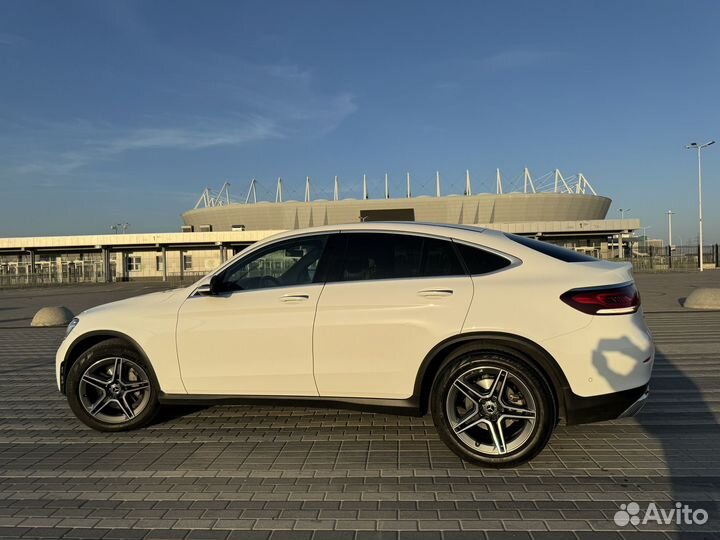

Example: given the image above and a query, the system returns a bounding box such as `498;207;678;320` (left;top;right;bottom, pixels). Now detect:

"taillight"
560;283;640;315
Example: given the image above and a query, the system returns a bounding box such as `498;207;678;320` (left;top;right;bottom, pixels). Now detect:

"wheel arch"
414;332;570;422
60;330;156;395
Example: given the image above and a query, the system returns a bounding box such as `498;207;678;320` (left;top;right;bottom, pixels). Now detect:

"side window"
423;237;465;277
218;235;327;292
455;242;512;275
336;233;464;282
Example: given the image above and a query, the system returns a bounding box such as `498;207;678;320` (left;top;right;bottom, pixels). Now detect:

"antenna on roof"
523;168;536;193
333;175;340;201
554;169;571;193
436;171;441;197
363;174;368;200
245;179;257;204
577;173;597;195
406;172;411;198
465;169;472;196
194;187;210;209
304;176;311;202
218;182;230;206
275;177;283;203
496;168;503;194
385;173;390;199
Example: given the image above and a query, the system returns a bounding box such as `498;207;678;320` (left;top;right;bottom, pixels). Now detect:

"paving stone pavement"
0;275;719;539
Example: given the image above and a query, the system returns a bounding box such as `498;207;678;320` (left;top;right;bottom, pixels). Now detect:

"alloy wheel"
78;357;151;424
445;366;537;455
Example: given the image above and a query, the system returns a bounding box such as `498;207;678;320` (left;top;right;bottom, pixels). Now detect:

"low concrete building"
0;230;279;286
0;219;639;287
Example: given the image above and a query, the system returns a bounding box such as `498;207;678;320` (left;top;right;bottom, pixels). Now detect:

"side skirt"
158;393;423;417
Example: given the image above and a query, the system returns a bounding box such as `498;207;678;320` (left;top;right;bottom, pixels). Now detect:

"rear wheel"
66;339;159;431
431;352;554;467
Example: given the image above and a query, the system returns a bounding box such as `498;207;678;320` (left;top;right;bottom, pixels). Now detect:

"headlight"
65;317;79;339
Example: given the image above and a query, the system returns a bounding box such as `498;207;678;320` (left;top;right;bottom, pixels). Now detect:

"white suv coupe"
56;223;653;467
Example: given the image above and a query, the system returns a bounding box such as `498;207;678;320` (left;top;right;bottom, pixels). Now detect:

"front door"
176;234;329;396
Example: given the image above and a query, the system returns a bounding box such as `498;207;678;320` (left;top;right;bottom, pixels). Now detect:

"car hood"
80;287;190;317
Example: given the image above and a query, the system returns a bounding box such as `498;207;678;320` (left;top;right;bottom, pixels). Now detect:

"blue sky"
1;0;719;243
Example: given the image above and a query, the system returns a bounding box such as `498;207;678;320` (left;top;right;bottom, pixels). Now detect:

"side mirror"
196;275;221;296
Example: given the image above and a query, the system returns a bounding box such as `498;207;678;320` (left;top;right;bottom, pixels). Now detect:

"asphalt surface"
0;271;718;539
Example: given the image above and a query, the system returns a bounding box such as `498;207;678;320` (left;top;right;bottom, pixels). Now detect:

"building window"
127;256;142;272
183;255;193;271
155;255;164;272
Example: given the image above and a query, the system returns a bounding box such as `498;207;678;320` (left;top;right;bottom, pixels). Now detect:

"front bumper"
564;383;649;425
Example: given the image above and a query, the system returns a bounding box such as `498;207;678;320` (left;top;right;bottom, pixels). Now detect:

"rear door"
312;232;474;399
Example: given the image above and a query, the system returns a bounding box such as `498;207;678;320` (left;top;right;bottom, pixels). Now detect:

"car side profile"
56;222;654;467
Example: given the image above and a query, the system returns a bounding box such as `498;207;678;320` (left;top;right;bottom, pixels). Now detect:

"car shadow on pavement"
592;323;719;538
151;404;209;426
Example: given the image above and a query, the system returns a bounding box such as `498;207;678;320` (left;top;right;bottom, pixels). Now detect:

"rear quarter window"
504;233;597;262
455;243;512;275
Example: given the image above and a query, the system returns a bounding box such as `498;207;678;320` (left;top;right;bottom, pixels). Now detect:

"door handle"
280;293;310;302
418;288;454;297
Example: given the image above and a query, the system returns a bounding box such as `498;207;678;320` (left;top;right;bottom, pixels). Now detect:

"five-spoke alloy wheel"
66;339;159;431
431;351;554;467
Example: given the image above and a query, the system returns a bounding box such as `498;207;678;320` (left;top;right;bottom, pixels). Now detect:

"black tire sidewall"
66;339;159;432
431;352;554;467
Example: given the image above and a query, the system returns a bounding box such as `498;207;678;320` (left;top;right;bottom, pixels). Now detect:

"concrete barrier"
31;306;74;327
684;288;720;310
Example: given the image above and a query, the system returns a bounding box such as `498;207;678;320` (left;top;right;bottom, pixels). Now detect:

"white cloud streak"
3;60;357;178
481;50;572;69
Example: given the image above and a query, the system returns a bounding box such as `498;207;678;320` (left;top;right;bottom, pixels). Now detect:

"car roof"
255;221;511;250
271;221;488;236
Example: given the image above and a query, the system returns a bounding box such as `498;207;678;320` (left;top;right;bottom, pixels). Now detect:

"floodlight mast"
685;140;715;271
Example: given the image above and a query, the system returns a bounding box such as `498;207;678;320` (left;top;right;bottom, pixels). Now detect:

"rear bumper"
564;383;649;425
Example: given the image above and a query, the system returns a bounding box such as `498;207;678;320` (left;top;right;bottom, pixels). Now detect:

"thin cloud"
2;59;357;178
0;32;27;46
11;117;281;176
482;50;572;69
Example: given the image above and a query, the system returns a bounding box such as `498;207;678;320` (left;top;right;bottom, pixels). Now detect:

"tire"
65;338;159;432
430;351;554;468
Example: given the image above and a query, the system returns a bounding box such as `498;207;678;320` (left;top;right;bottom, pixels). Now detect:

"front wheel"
430;352;554;467
65;339;159;431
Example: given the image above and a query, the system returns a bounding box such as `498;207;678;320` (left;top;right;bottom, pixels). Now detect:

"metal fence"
602;244;719;272
0;270;208;289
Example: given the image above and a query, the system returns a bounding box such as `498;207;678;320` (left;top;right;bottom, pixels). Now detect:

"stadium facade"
183;192;611;232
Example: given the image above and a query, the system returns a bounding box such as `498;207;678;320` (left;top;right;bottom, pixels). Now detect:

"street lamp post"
666;210;675;248
618;208;630;219
685;140;715;272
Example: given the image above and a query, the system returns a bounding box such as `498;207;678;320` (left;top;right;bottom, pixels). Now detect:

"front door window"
218;235;327;292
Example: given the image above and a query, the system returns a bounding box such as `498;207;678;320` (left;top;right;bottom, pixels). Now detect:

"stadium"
183;169;612;230
180;169;634;259
0;169;639;285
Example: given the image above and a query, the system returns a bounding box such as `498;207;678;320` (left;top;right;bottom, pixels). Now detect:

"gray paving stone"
0;277;719;539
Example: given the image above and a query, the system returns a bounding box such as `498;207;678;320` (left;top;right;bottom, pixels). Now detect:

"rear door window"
331;233;465;282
